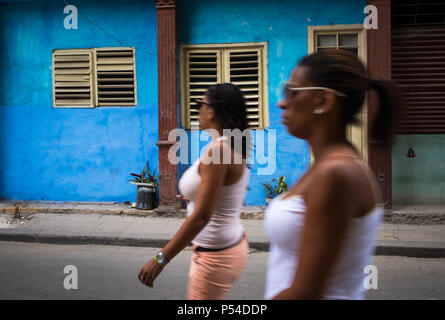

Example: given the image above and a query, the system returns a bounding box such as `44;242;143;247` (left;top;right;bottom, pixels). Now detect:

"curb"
2;202;445;223
384;212;445;225
375;241;445;258
1;232;444;258
0;205;266;220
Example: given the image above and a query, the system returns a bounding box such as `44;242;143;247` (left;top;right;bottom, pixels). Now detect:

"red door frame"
155;0;178;212
367;0;393;208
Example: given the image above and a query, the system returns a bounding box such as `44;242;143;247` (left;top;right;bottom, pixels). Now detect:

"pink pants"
187;234;248;300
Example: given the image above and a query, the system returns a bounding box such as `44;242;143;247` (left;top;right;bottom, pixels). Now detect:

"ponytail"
299;50;404;145
367;79;404;145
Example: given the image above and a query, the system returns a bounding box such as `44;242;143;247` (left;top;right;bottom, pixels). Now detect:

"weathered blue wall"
0;0;158;201
177;0;366;205
0;0;372;205
392;135;445;205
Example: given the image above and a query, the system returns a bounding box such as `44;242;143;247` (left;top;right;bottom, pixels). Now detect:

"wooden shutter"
184;50;221;128
392;27;445;134
95;47;137;106
52;50;93;108
181;43;268;129
226;49;263;128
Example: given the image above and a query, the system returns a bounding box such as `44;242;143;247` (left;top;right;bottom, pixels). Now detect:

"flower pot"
131;183;157;210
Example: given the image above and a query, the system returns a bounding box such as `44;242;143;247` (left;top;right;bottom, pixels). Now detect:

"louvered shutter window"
95;48;137;106
392;27;445;134
181;44;268;129
186;51;220;128
52;50;93;108
229;50;262;128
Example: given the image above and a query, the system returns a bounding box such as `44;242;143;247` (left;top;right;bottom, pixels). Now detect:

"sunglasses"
283;82;347;101
194;99;211;110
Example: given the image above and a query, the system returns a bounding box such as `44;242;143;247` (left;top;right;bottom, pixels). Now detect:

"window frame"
180;42;269;130
307;24;368;161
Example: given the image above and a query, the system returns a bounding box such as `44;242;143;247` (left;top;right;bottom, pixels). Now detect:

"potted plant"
261;176;288;205
129;161;159;210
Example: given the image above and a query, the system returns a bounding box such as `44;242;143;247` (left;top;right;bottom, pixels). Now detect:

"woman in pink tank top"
266;49;403;299
138;83;251;299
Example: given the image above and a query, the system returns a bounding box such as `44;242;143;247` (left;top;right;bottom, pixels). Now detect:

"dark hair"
299;49;403;144
205;83;251;159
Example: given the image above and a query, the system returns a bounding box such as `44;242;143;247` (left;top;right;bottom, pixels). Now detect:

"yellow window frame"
307;24;368;161
180;42;269;130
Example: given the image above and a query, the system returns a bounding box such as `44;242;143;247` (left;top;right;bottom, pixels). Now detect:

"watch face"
157;252;165;264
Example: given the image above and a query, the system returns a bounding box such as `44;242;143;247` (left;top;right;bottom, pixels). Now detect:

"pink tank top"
178;136;250;249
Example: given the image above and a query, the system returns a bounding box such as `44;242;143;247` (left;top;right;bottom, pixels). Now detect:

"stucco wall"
392;135;445;205
0;0;158;201
0;0;373;205
177;0;366;205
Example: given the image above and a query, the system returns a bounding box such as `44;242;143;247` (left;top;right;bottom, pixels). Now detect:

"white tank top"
264;194;383;300
178;136;250;249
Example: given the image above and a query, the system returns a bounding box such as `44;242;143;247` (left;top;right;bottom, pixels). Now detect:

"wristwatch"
154;251;169;266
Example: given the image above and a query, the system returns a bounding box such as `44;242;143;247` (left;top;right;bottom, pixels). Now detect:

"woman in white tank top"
138;84;251;299
265;49;403;299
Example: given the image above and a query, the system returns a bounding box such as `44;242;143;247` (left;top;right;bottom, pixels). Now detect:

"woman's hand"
137;141;228;289
138;258;165;288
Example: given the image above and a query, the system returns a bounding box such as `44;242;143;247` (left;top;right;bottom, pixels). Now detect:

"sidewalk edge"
0;232;444;258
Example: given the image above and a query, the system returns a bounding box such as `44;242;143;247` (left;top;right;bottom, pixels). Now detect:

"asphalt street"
0;241;444;300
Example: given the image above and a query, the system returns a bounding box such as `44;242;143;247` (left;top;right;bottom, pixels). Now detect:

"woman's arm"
161;143;228;261
272;160;359;299
139;142;228;287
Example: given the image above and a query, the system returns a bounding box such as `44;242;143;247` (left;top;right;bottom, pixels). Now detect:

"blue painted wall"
0;0;158;201
0;0;370;205
177;0;366;205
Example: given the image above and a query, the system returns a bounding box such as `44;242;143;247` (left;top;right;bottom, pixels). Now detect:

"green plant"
129;161;159;186
261;176;288;199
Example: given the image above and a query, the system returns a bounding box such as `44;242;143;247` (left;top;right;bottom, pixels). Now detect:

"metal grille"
392;26;445;133
392;1;445;133
392;0;445;27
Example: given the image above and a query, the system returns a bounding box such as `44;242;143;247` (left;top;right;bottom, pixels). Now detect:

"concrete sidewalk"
2;200;445;223
0;200;264;219
1;212;445;258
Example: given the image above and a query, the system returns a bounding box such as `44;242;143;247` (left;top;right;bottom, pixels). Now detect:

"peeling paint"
0;0;159;202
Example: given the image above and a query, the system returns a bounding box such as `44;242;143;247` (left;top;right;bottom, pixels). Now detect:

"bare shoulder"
307;158;365;198
201;140;230;166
